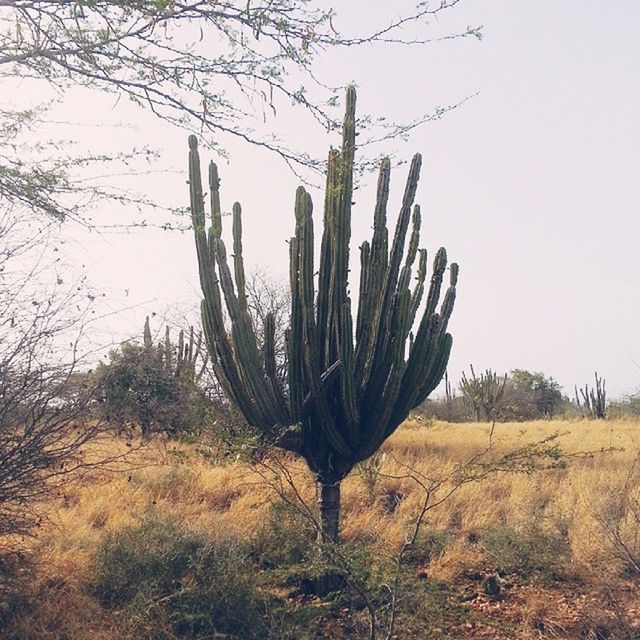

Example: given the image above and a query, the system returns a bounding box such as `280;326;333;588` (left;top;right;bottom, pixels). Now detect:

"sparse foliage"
0;103;157;223
588;449;640;576
0;1;480;229
1;1;480;169
0;211;106;539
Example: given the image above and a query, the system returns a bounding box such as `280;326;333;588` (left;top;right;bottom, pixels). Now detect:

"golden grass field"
4;418;640;639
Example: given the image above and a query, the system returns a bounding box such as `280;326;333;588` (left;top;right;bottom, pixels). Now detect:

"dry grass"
4;418;640;639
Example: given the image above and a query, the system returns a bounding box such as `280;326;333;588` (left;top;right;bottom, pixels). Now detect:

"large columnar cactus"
189;87;458;541
575;371;607;420
460;365;507;422
143;316;207;384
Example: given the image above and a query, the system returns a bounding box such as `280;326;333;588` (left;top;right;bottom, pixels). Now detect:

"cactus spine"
189;87;458;541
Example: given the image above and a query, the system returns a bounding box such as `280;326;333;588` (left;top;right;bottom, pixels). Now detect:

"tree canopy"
0;1;480;222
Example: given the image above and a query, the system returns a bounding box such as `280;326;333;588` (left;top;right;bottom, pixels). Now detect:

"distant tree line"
418;366;639;422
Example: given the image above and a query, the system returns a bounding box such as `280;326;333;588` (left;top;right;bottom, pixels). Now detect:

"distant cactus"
95;320;210;437
143;316;152;349
189;86;458;541
575;372;607;419
144;316;207;384
460;365;507;422
444;370;456;421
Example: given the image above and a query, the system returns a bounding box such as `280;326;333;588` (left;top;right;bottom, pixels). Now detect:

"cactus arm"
288;236;306;424
353;158;390;375
356;177;421;427
263;312;288;411
232;203;248;312
339;300;360;444
294;186;352;457
317;149;339;371
200;299;262;426
357;287;413;458
411;333;453;410
214;237;288;426
408;248;428;320
424;247;448;318
394;312;444;417
360;154;422;397
404;205;421;272
333;87;356;368
190;136;286;430
209;162;222;238
143;316;152;348
355;241;371;343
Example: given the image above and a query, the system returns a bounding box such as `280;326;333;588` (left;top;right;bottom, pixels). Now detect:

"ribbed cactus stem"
143;316;152;348
164;326;172;370
232;203;247;311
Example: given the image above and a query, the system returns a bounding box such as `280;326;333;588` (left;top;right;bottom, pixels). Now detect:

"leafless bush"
0;209;108;540
588;449;640;576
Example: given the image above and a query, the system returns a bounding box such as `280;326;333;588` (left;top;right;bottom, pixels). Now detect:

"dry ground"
2;418;640;639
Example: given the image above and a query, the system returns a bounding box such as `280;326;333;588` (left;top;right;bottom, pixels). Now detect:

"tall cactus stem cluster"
459;365;507;422
444;370;456;421
575;371;607;420
189;86;458;540
143;316;207;383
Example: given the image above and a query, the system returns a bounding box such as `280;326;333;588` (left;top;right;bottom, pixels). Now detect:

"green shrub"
92;515;265;639
402;528;452;567
251;501;316;573
608;392;640;419
480;518;569;578
92;341;213;436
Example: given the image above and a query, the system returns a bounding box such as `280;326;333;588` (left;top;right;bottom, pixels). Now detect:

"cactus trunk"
316;477;341;544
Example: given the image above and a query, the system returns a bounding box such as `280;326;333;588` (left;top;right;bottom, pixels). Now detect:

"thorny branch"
0;1;482;216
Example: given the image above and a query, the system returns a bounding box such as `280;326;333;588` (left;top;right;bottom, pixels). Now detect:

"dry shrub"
427;537;488;584
251;500;315;570
480;517;569;579
518;589;571;639
582;451;640;577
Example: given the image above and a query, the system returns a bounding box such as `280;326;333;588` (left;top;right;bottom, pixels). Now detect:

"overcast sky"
35;1;639;398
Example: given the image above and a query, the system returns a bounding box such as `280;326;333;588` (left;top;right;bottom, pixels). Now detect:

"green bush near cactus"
92;329;213;437
92;515;264;639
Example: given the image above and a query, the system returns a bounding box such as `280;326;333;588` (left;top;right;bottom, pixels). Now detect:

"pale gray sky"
26;1;640;397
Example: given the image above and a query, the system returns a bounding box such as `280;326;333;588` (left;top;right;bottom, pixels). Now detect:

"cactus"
143;316;208;384
143;316;152;349
444;370;455;421
189;86;458;541
459;365;507;422
575;372;607;419
175;325;208;383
